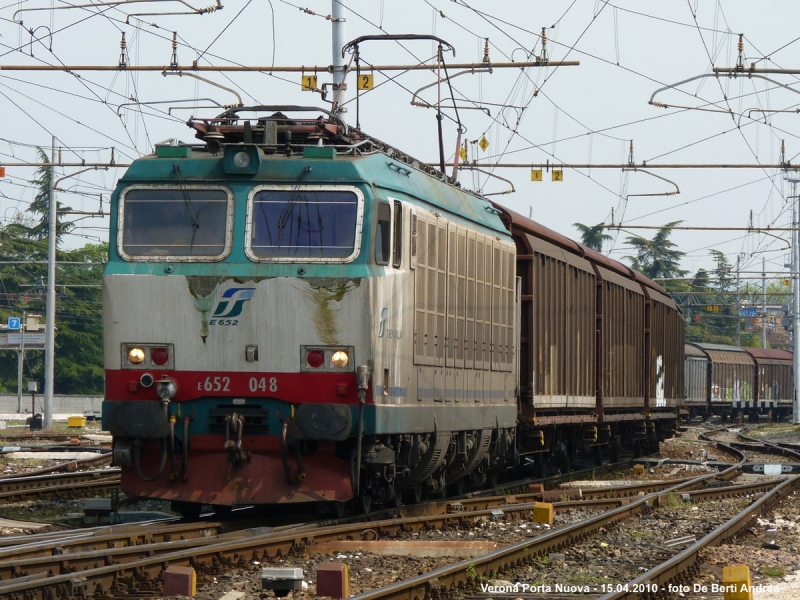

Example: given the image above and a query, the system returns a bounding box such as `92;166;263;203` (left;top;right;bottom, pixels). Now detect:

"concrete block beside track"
317;562;349;599
162;566;196;597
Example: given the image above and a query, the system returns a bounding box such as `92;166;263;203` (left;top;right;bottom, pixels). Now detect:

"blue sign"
7;318;20;331
740;308;758;318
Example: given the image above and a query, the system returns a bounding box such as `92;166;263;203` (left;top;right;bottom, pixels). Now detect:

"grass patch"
627;528;653;539
659;492;688;509
763;566;786;577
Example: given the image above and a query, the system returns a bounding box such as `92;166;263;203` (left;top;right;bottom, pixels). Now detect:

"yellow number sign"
301;75;318;91
459;146;467;161
358;74;374;90
478;136;489;152
552;170;563;182
531;169;542;181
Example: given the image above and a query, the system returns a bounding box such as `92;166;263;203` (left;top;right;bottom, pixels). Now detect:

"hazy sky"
2;1;800;283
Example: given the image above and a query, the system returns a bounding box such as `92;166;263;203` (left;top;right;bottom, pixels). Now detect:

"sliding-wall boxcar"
744;348;793;421
494;206;682;465
685;343;755;421
684;343;709;419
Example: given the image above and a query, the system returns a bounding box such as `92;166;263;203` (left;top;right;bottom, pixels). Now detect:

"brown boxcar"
743;347;793;420
690;343;754;419
494;203;683;458
684;343;709;418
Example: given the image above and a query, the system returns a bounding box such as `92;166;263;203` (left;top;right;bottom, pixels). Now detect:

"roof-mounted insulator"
483;38;490;66
170;32;179;71
118;32;127;70
736;33;745;72
540;28;548;64
628;140;635;168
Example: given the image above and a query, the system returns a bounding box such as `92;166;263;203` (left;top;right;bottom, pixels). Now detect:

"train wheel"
353;493;372;515
537;456;548;479
560;451;572;475
448;479;466;497
327;501;346;519
404;485;424;504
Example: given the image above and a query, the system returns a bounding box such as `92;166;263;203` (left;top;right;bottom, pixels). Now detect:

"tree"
0;224;105;395
26;148;74;244
573;222;612;253
624;221;687;284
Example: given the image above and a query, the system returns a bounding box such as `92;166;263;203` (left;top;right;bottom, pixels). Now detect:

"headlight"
331;350;349;368
233;151;251;168
128;347;145;364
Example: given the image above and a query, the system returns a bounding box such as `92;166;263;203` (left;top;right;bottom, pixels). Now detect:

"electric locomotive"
103;106;518;514
102;105;684;515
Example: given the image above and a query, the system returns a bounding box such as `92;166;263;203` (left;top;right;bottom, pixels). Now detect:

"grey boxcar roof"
685;344;707;359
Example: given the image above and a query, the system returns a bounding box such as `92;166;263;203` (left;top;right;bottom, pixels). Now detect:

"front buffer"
103;375;364;507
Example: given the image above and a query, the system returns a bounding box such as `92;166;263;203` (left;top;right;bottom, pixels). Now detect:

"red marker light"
307;350;324;368
151;348;169;365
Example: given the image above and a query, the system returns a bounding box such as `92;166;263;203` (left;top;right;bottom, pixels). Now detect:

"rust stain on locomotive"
304;278;361;345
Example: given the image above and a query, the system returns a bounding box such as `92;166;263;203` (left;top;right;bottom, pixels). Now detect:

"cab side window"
375;201;391;265
392;201;403;268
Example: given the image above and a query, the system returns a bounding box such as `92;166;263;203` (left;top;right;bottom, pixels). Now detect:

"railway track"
0;440;768;600
0;469;120;504
3;430;791;599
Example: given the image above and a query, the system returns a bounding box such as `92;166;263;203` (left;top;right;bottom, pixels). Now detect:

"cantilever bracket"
649;73;800;115
621;168;680;200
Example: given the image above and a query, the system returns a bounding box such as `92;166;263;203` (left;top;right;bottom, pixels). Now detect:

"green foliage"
762;566;786;577
0;167;104;395
624;221;688;281
26;148;74;244
573;222;612;253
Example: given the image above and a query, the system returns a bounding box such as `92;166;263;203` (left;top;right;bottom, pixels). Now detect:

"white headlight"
128;347;145;364
331;350;349;368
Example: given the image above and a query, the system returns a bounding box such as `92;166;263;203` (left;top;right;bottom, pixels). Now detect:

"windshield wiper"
276;165;312;248
173;164;201;249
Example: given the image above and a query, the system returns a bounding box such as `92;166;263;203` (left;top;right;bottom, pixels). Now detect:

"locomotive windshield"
119;187;231;260
248;187;361;260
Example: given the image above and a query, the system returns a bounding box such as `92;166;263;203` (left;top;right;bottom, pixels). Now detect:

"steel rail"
598;474;798;599
0;452;112;480
0;454;744;599
735;430;800;461
0;470;119;504
341;471;747;600
0;475;773;589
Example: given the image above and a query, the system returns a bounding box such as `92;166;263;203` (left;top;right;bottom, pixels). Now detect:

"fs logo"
377;307;402;339
210;287;255;326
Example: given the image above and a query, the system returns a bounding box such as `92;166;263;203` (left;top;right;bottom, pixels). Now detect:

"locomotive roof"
121;105;510;237
123;106;677;296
